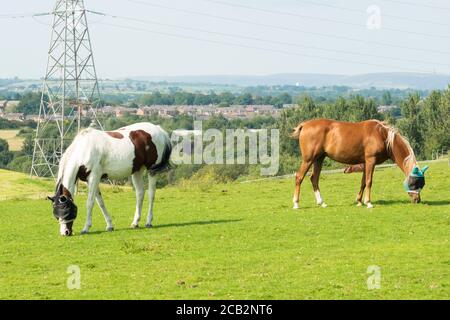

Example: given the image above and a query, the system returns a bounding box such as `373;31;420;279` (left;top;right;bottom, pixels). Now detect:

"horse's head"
47;181;77;236
403;165;429;203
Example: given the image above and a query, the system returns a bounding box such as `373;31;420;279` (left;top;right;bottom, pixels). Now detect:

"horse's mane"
377;121;416;171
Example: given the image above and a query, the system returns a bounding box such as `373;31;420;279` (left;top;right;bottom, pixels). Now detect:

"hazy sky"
1;0;450;78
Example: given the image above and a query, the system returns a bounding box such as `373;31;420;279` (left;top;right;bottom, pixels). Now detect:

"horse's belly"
101;144;135;179
325;141;366;164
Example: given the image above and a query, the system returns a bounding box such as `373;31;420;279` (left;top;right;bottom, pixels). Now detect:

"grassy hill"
0;161;449;299
0;169;53;201
0;130;24;151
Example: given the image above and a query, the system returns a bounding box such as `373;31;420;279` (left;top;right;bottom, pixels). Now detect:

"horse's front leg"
81;174;100;234
96;190;114;231
363;158;376;208
293;160;313;209
145;175;157;228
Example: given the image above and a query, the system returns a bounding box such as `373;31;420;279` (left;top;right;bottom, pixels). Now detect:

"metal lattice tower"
31;0;102;178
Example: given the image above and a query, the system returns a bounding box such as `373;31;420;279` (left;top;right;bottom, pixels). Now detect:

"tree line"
0;87;448;184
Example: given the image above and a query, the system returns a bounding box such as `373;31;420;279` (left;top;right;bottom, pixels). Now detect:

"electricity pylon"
31;0;103;178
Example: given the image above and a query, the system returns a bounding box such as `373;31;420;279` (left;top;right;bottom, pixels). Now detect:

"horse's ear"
412;166;420;175
47;196;55;202
421;165;429;174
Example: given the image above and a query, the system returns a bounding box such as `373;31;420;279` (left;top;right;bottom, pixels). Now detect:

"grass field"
0;162;449;299
0;129;24;151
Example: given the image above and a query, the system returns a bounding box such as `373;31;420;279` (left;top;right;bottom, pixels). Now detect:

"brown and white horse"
47;122;172;236
291;119;429;209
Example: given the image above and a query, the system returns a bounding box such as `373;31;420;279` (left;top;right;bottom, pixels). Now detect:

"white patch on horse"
314;190;323;205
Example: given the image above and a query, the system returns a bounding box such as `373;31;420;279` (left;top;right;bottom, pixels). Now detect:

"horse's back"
67;122;169;179
299;119;386;164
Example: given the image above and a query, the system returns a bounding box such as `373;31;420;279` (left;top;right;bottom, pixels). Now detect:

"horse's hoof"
80;229;89;235
366;202;374;209
321;202;327;208
293;202;299;209
356;202;363;207
145;223;153;228
106;226;114;232
131;224;139;229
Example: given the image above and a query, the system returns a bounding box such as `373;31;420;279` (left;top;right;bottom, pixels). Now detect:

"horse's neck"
390;134;417;176
58;150;79;194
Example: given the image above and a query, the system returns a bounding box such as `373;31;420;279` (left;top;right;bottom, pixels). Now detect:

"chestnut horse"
291;119;429;209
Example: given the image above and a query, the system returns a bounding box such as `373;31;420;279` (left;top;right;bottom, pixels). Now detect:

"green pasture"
0;162;449;299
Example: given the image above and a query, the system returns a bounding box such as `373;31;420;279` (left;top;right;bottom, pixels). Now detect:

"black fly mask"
47;180;78;222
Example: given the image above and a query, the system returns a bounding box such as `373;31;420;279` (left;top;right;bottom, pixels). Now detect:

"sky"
1;0;450;79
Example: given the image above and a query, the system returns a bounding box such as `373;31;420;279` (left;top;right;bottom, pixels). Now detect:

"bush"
7;155;31;173
0;138;13;168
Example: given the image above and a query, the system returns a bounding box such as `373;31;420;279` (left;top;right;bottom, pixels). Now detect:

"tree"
421;89;450;158
0;138;13;167
235;93;253;105
397;93;425;158
271;93;292;108
16;92;47;115
382;91;392;105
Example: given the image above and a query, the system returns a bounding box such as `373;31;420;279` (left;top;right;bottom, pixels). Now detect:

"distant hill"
131;73;450;90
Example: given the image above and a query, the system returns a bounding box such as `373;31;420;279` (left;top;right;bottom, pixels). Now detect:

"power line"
0;12;53;19
381;0;450;11
198;0;450;40
97;21;433;73
0;13;35;19
295;0;450;28
100;12;450;69
123;0;450;56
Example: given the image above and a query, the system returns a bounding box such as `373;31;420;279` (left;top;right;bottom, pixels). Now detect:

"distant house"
3;113;26;122
98;105;136;118
136;107;150;116
0;100;20;115
27;114;41;122
377;105;398;113
133;104;281;120
0;100;6;115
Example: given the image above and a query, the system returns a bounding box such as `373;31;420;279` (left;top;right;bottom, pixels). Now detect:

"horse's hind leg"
293;160;313;209
95;190;114;231
145;174;157;228
310;156;327;207
356;171;366;207
131;170;145;228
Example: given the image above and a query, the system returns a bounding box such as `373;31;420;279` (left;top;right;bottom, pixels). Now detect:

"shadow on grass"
421;200;450;206
375;199;450;206
375;199;411;205
84;219;242;236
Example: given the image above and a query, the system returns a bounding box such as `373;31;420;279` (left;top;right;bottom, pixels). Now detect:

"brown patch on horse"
129;130;158;173
106;131;124;139
76;165;91;182
61;185;73;200
344;164;365;174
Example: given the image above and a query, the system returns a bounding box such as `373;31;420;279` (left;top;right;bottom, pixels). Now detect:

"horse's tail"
290;123;304;139
149;131;172;176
